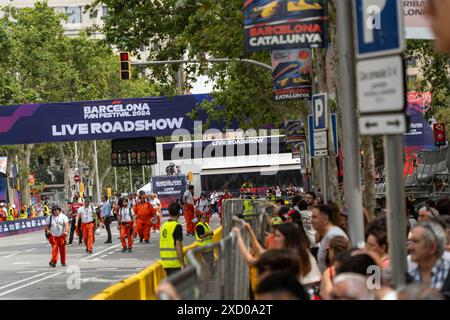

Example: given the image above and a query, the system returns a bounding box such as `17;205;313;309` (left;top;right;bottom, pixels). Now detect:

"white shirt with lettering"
46;213;69;237
119;207;134;223
184;191;195;205
78;206;95;223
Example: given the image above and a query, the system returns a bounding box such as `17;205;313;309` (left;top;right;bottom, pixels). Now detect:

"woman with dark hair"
234;222;321;287
365;223;389;268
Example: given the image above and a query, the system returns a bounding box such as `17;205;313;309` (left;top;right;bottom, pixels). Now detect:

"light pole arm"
131;58;272;72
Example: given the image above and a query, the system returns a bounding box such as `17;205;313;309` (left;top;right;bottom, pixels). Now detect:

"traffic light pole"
131;58;272;72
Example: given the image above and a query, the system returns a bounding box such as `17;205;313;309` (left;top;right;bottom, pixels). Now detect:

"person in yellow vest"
195;212;215;277
7;204;15;221
19;205;28;220
43;202;50;216
160;202;184;276
243;196;255;221
30;205;37;218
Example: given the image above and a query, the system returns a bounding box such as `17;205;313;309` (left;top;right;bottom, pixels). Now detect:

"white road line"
18;238;32;241
100;255;107;258
17;271;39;274
4;253;18;258
108;252;114;255
95;268;118;271
79;244;120;262
24;248;37;252
119;258;137;261
0;272;62;297
0;273;49;291
13;262;31;265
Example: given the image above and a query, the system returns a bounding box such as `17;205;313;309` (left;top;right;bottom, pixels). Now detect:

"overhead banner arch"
0;94;218;145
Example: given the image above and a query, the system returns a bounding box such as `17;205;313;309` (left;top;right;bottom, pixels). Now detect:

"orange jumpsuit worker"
118;198;135;252
182;185;196;236
134;192;155;243
45;205;69;267
76;198;98;254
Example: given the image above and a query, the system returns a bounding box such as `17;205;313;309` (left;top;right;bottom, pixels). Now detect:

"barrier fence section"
160;199;273;300
92;198;275;300
90;229;221;300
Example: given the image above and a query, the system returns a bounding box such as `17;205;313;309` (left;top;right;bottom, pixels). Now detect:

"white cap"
11;204;16;208
0;202;4;206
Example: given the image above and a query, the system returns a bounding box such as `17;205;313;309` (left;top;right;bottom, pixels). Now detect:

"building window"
89;8;99;19
407;75;417;83
102;6;108;17
405;57;417;67
65;7;82;24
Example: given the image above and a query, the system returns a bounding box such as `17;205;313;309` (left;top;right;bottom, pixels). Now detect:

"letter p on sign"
312;93;328;131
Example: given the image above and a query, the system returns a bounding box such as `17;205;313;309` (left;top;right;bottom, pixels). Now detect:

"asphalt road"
0;214;220;300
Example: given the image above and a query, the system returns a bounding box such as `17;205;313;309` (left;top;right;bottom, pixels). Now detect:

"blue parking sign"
312;93;328;131
354;0;405;59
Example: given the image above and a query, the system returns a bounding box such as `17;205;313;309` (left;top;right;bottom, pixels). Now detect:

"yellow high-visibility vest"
160;220;182;269
7;208;14;221
43;205;49;216
195;221;213;247
19;210;28;219
243;200;254;220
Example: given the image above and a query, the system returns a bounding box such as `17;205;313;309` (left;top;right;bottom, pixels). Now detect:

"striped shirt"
409;255;450;290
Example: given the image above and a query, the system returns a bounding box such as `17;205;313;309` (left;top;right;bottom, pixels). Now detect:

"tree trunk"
58;143;70;201
17;144;33;206
312;45;340;204
361;136;376;221
99;166;112;197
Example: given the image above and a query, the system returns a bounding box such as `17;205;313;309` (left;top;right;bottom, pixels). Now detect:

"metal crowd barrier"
90;232;217;300
160;199;273;300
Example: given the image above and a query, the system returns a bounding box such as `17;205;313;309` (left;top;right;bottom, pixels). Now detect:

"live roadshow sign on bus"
244;0;328;52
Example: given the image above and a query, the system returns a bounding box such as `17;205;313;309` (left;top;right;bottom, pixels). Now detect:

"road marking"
112;274;135;278
79;244;120;262
119;258;137;261
13;262;31;265
95;268;118;271
0;272;62;297
0;273;49;291
18;238;32;241
24;248;37;252
4;253;18;258
108;252;114;255
81;277;116;284
100;255;107;258
17;271;38;274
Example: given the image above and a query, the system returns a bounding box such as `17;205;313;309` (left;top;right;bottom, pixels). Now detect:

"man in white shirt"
45;205;69;267
196;192;211;223
76;198;98;254
311;204;348;272
149;193;162;232
183;185;196;236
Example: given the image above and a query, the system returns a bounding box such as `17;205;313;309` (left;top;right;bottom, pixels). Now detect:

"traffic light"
120;51;131;80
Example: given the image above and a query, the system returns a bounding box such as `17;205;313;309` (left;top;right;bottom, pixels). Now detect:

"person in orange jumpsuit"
45;205;69;267
76;198;98;254
182;185;196;236
134;192;155;243
218;189;233;225
118;198;135;252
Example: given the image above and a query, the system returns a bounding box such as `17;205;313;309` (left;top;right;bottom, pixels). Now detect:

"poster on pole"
0;157;7;174
244;0;328;52
403;0;435;40
272;49;312;100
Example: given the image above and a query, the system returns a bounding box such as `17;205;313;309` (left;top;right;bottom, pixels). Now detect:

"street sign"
74;175;80;183
356;55;405;113
308;114;338;158
299;141;307;167
313;131;328;157
359;113;407;135
312;93;328;131
354;0;405;59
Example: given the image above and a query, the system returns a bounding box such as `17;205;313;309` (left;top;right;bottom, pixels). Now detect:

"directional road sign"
359;113;407;135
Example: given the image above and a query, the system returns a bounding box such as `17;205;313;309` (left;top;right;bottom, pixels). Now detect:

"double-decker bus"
151;135;304;196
